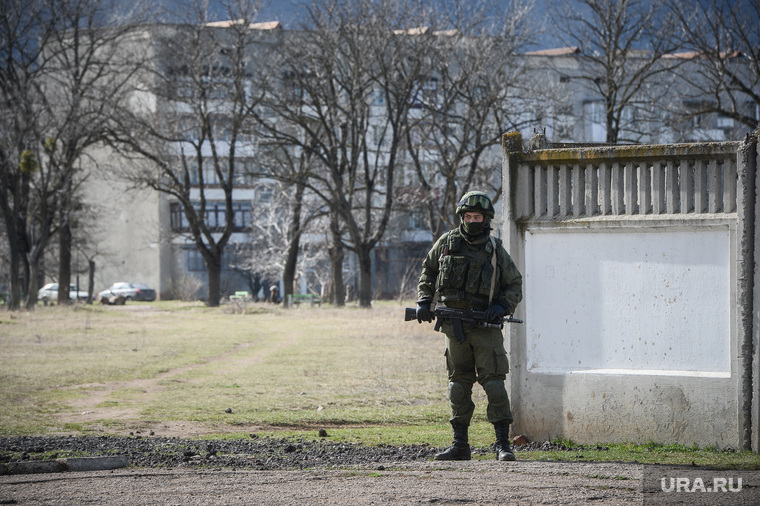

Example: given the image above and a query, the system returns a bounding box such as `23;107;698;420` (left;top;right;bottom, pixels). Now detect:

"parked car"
37;283;88;304
98;282;156;302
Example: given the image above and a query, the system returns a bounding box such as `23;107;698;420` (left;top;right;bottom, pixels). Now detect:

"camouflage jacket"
417;226;522;313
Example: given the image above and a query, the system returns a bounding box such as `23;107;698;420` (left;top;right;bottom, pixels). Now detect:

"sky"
252;0;557;47
257;0;302;26
150;0;559;49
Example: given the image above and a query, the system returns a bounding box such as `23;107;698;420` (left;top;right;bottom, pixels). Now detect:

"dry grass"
0;300;485;437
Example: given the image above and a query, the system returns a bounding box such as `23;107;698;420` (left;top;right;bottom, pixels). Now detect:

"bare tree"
255;0;435;307
402;0;540;238
0;0;150;309
550;0;684;144
0;0;50;309
41;0;148;306
239;177;325;300
666;0;759;138
108;0;266;307
253;143;326;301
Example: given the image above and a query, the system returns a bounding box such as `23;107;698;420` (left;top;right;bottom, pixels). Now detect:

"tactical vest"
436;229;498;308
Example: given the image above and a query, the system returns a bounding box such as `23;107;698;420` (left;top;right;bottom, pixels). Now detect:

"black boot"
494;421;515;461
434;423;471;461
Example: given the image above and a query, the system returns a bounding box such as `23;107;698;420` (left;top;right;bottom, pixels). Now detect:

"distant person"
416;191;523;461
269;285;280;304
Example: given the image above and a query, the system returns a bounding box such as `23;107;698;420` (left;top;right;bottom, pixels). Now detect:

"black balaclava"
459;215;491;243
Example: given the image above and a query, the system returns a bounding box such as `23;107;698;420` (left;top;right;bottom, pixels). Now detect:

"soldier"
416;191;523;461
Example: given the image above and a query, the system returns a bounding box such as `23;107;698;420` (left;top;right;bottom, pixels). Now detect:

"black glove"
484;303;505;323
416;300;433;323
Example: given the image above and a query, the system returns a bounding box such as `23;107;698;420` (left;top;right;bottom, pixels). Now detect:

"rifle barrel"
404;307;523;325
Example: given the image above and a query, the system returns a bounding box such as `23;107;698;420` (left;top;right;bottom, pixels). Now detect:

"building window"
257;186;273;204
177;116;199;140
203;76;231;100
170;201;252;232
180;157;258;187
717;115;734;128
421;77;438;106
233;202;251;229
211;116;232;141
372;88;385;106
173;77;194;100
584;100;605;124
235;159;256;186
283;71;303;102
372;125;384;146
180;158;199;185
411;77;439;109
409;211;426;230
185;247;206;271
555;104;574;141
184;246;247;272
200;162;217;186
205;202;222;228
170;202;188;230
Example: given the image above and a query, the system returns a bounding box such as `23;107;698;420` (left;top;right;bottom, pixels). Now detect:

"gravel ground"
0;435;645;504
0;434;444;470
0;435;600;471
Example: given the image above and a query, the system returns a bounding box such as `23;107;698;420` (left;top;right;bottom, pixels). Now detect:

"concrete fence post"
737;132;758;451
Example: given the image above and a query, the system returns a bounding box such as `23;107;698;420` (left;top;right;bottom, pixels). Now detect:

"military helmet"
455;191;495;219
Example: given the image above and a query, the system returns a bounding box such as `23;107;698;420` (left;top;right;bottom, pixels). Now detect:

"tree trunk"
25;258;40;309
250;275;262;301
88;259;95;304
20;248;30;309
2;214;21;310
58;221;72;305
283;241;299;299
327;214;345;306
356;245;373;308
282;180;305;299
7;247;21;310
327;249;345;306
14;199;33;309
206;256;222;307
606;101;618;144
23;228;50;309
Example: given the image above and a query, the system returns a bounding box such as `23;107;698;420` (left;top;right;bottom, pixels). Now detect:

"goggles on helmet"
456;192;494;218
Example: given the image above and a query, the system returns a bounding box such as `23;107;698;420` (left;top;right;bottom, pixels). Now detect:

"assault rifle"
404;306;523;344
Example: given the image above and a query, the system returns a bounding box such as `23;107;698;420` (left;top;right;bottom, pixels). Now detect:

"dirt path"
56;306;297;437
1;460;642;505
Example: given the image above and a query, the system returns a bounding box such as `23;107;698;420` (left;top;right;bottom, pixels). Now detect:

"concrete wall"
502;132;759;450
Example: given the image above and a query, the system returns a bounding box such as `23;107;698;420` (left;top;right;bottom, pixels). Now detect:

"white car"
98;282;157;302
37;283;89;303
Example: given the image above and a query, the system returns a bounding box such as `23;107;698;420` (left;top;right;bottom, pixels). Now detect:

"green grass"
1;300;760;469
511;440;760;470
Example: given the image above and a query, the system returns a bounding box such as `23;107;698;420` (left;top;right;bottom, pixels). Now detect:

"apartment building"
79;21;759;302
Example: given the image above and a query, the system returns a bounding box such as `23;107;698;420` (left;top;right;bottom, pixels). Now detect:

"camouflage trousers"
441;321;513;426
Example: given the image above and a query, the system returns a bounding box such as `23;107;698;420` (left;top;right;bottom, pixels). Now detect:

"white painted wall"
524;228;731;376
